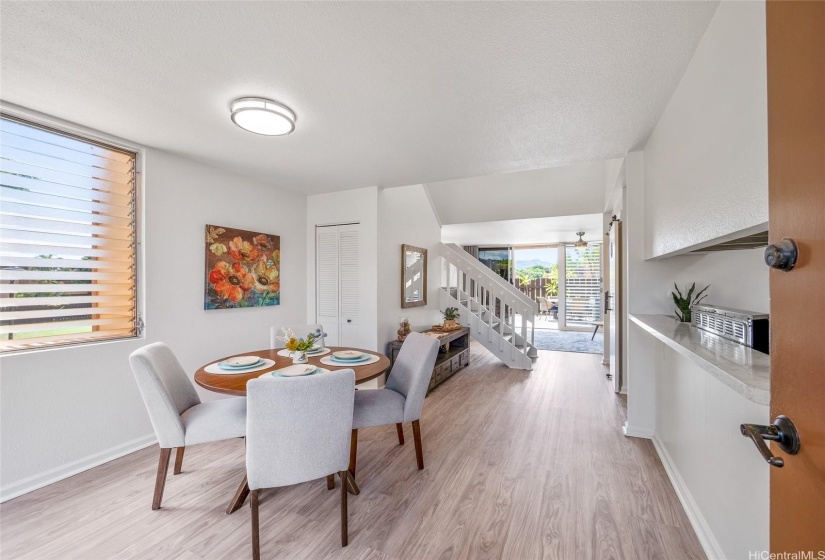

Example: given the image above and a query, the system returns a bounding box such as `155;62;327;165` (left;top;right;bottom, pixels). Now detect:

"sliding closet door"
315;223;361;347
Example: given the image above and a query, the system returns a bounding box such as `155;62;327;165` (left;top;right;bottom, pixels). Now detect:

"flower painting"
205;225;280;309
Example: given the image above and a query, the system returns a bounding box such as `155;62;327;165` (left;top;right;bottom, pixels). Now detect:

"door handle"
740;415;800;468
764;238;798;271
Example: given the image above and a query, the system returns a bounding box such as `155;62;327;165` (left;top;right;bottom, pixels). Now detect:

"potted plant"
276;328;319;364
672;283;709;322
442;307;460;329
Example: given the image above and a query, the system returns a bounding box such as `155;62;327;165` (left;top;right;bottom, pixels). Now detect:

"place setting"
320;349;381;368
203;355;276;375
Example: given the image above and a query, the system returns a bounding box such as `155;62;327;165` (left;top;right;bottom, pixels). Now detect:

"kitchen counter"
629;314;770;405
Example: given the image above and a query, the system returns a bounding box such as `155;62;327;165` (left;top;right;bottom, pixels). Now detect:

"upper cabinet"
642;1;769;259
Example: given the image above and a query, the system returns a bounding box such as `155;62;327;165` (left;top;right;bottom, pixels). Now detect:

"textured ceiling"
0;1;718;194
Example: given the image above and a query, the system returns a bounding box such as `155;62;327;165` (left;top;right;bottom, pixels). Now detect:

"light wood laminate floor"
1;344;704;560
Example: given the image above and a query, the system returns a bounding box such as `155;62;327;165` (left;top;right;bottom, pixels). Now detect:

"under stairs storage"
439;243;537;370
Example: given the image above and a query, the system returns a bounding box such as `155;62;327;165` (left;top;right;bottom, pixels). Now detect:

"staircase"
439;243;538;370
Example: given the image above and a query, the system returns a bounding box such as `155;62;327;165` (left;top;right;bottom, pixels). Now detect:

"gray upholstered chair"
246;370;356;557
270;324;327;349
349;332;440;481
129;342;246;510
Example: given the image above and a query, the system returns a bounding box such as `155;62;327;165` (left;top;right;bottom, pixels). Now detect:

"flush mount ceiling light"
575;232;588;248
230;97;296;136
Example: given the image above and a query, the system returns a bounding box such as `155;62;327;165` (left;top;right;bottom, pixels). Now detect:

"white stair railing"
438;243;538;370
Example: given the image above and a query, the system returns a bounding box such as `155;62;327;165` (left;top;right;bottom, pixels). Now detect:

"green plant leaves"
671;283;710;323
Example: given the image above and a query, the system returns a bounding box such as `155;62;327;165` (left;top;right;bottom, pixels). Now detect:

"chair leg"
152;448;172;510
339;470;349;547
250;489;260;560
173;447;185;475
327;474;335;490
396;423;405;445
227;474;250;514
341;469;360;496
412;420;424;470
348;429;358;477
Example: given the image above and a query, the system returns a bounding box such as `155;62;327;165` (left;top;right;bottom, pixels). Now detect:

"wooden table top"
194;347;391;397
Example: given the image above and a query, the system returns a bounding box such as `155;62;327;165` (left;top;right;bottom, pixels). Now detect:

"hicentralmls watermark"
749;552;825;560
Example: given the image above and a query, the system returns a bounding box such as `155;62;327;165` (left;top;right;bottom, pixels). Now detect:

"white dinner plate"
224;355;262;367
332;350;365;360
277;364;318;377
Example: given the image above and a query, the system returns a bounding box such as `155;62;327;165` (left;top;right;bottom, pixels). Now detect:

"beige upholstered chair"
246;370;356;558
349;332;440;483
129;342;246;510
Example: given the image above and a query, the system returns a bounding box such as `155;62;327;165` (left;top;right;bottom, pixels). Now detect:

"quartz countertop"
629;314;770;406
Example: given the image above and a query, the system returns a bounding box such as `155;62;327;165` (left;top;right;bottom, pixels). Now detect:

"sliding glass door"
477;247;512;283
564;244;602;326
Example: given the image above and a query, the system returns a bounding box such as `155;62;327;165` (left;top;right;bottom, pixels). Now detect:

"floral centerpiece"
277;328;318;363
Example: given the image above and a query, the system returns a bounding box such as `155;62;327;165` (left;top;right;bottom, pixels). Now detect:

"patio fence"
515;278;557;301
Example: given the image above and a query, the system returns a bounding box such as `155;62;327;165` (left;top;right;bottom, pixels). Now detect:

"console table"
386;327;470;394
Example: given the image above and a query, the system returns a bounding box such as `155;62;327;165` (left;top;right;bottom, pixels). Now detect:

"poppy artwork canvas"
204;225;280;310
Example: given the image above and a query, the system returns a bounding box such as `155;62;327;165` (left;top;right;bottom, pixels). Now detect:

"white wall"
1;148;307;501
377;185;442;348
306;187;379;353
425;160;606;225
644;1;768;258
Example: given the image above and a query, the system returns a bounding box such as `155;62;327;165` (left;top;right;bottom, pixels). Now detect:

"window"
477;247;512;282
565;244;601;325
0;114;139;353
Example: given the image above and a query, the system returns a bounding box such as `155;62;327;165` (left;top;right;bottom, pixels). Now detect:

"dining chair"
349;332;440;482
246;370;356;558
129;342;247;510
270;324;326;349
537;297;549;318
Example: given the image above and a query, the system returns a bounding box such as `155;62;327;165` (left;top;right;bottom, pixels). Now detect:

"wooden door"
766;1;825;553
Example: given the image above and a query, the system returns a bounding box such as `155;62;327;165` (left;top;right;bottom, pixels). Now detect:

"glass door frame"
559;242;604;332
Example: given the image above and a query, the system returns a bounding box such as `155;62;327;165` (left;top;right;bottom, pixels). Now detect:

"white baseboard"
0;433;157;503
622;422;654;439
652;434;725;560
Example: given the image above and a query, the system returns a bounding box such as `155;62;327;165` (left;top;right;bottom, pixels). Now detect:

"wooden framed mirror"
401;244;427;308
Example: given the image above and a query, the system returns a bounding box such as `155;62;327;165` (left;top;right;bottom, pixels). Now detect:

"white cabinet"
315;223;362;347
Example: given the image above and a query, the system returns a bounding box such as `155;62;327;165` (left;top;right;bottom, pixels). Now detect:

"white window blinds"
0;115;138;353
565;244;601;325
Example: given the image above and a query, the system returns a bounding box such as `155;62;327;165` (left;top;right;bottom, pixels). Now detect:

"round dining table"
194;346;390;513
194;346;391;396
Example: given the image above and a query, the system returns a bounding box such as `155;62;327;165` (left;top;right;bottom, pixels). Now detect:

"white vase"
292;350;308;364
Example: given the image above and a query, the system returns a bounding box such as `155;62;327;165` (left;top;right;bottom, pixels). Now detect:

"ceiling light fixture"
575;232;588;248
230;97;296;136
